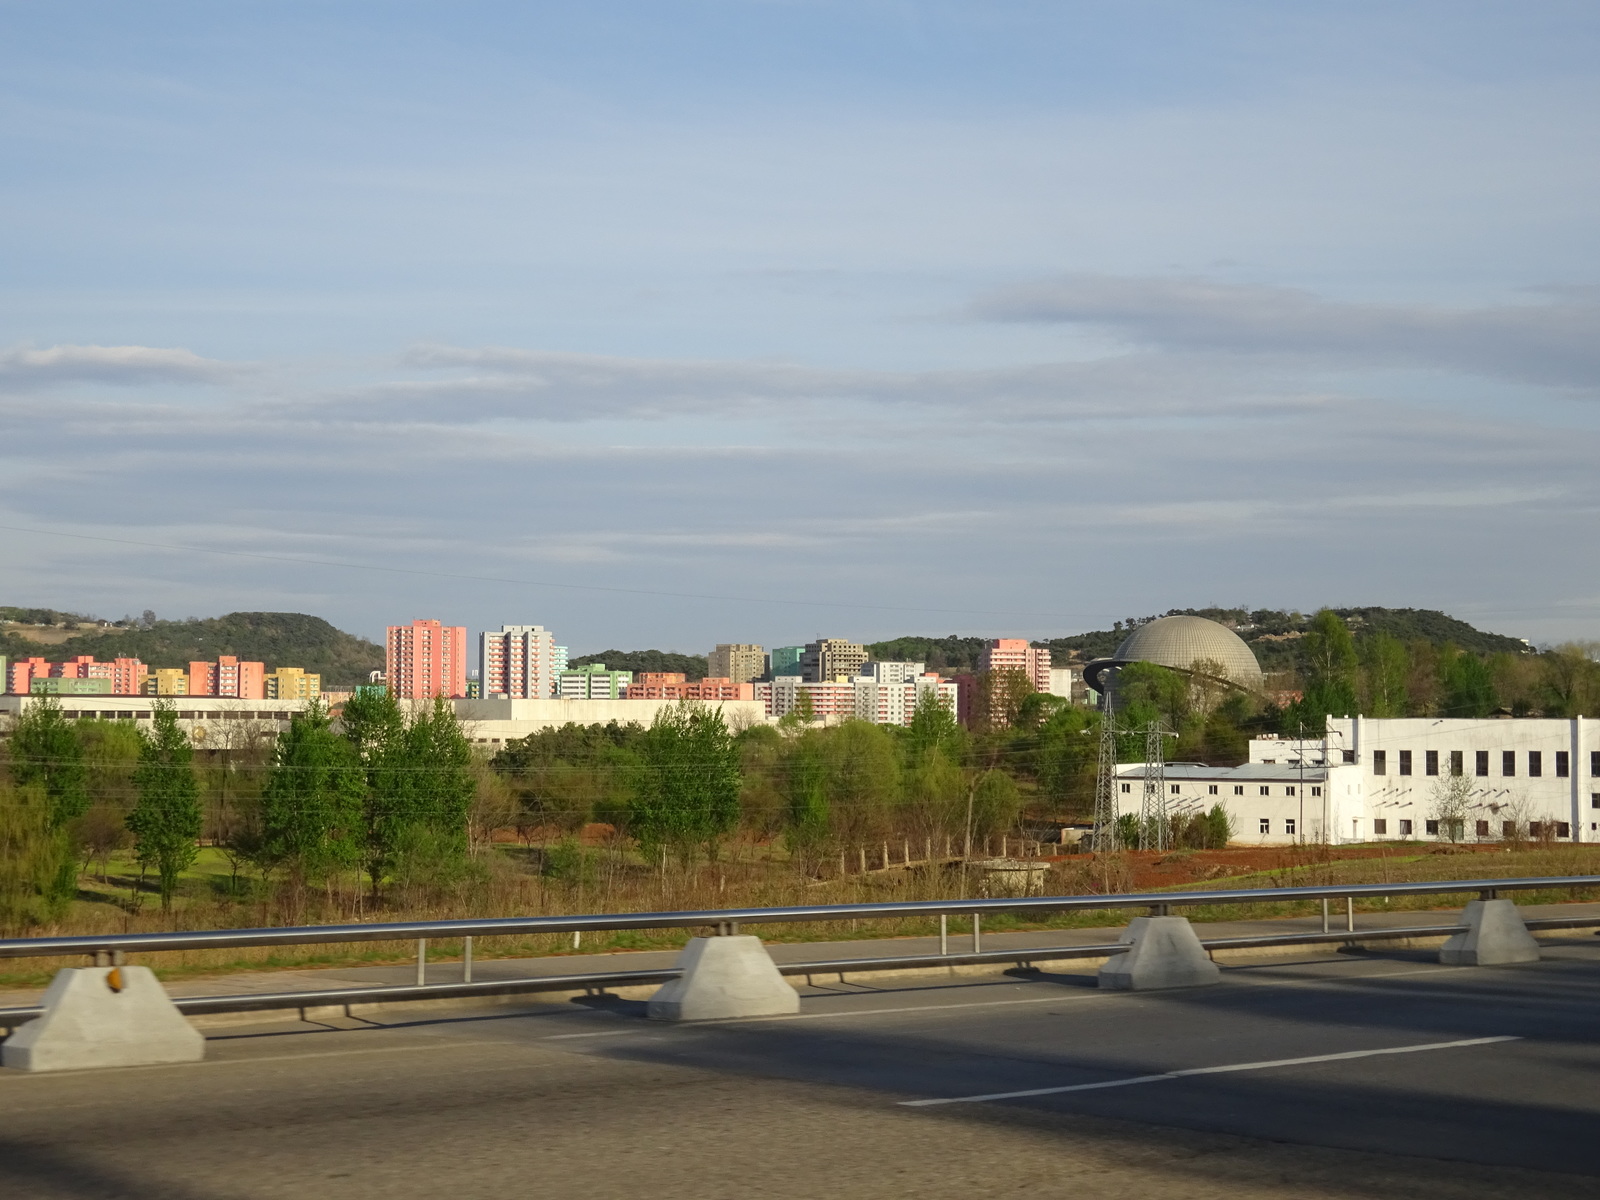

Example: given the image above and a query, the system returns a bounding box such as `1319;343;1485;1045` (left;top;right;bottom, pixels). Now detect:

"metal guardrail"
2;873;1597;961
1;875;1596;1029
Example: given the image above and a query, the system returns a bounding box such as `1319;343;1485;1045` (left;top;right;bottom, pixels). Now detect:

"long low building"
450;696;769;746
1116;716;1597;845
0;695;314;745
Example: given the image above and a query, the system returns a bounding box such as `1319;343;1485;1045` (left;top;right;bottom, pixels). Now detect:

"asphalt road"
3;939;1598;1200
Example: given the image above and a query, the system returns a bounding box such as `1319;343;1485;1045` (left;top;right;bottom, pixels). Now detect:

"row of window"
1123;783;1323;797
1258;818;1297;834
1372;749;1599;779
1370;818;1572;838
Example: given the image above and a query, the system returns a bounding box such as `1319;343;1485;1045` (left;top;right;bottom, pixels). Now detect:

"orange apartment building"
623;673;756;701
387;619;469;699
188;656;266;699
977;638;1052;691
8;656;145;695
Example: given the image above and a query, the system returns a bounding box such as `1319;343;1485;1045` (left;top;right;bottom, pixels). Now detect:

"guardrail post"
939;914;948;956
416;939;427;986
1321;899;1330;933
463;937;473;983
972;913;981;953
1346;897;1354;933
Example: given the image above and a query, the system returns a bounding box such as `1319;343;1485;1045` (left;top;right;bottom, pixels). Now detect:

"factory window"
1399;819;1413;835
1260;786;1271;796
1120;783;1131;793
1557;751;1570;778
1425;750;1439;776
1257;818;1269;834
1373;819;1388;835
1171;784;1180;794
1311;786;1322;796
1503;821;1517;838
1592;750;1600;775
1558;822;1571;838
1529;751;1543;778
1208;784;1218;795
1342;749;1355;763
1529;822;1544;838
1592;793;1600;809
1399;750;1412;776
1373;750;1386;775
1233;785;1244;795
1503;750;1516;777
1285;818;1296;836
1476;820;1490;838
1425;820;1440;836
1450;751;1463;777
1476;750;1489;777
1286;785;1295;796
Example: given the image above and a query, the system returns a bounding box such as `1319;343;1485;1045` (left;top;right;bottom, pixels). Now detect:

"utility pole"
1139;720;1169;852
1091;695;1122;852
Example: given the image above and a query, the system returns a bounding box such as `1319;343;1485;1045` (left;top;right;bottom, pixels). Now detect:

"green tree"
260;700;364;900
380;698;477;894
1360;632;1410;718
127;703;202;911
1440;649;1497;718
1295;610;1359;733
630;701;743;862
8;697;90;913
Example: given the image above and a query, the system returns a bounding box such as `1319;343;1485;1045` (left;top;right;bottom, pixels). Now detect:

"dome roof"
1113;616;1263;691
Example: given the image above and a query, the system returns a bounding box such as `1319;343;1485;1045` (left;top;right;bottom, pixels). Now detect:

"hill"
1039;606;1529;670
0;612;384;686
568;649;710;680
864;635;990;674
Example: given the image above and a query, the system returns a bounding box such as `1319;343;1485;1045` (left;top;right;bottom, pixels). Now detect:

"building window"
1476;750;1489;777
1592;750;1600;776
1476;820;1490;837
1373;750;1387;775
1399;750;1412;776
1426;819;1440;836
1503;821;1517;838
1449;750;1463;777
1425;750;1439;776
1592;793;1600;810
1259;818;1270;834
1286;785;1295;796
1233;785;1244;795
1529;751;1542;778
1374;819;1388;835
1260;786;1271;796
1557;751;1570;778
1120;783;1131;793
1285;818;1296;836
1311;786;1322;796
1208;784;1218;795
1399;819;1413;835
1170;784;1180;794
1558;822;1571;838
1503;750;1516;777
1342;749;1355;763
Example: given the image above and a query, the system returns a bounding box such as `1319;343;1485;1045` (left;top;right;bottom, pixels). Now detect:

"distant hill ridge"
0;611;384;686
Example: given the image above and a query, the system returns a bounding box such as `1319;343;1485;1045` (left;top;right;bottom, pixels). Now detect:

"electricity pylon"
1138;720;1169;851
1091;696;1122;852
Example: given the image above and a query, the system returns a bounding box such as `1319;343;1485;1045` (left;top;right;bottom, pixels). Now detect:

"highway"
2;938;1598;1199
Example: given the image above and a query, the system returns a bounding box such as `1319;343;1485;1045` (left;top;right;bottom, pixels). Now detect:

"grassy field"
2;841;1597;990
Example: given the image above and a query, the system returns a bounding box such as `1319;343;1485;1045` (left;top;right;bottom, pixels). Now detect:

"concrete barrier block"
648;935;800;1021
2;967;205;1072
1440;899;1541;967
1098;916;1222;991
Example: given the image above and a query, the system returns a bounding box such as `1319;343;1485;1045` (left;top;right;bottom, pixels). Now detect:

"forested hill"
1041;607;1529;669
568;649;710;679
0;612;384;685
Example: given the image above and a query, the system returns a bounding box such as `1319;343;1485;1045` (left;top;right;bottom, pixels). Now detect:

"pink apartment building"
9;656;145;695
189;656;266;699
978;639;1051;692
388;620;469;699
624;673;755;701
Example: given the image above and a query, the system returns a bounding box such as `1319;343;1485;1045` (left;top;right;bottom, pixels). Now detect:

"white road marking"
899;1035;1522;1107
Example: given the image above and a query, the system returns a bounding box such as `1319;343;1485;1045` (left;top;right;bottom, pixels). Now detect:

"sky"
2;1;1598;655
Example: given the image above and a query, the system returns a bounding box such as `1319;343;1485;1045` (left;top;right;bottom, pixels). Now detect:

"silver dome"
1112;616;1264;691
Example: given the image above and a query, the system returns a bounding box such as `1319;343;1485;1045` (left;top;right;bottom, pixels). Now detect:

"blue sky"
2;1;1598;653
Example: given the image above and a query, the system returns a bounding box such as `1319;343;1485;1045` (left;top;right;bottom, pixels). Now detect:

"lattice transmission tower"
1090;695;1122;852
1138;720;1170;852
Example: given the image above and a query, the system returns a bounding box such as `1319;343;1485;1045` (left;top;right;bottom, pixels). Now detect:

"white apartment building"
481;625;559;700
557;664;633;699
755;666;957;727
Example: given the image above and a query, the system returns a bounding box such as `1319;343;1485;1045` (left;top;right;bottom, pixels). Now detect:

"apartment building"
189;656;266;700
389;619;469;700
624;673;755;701
8;655;146;696
769;646;804;677
265;667;321;700
979;639;1052;692
709;644;766;684
558;663;633;699
147;668;190;696
799;638;867;683
479;624;557;700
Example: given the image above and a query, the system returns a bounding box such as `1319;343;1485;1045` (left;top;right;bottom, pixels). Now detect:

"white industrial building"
452;696;767;746
1117;716;1597;845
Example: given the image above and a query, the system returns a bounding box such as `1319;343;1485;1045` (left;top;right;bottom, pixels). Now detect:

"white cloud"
0;343;241;386
970;276;1600;390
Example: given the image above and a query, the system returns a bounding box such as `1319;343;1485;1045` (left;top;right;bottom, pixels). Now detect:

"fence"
2;873;1597;1025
